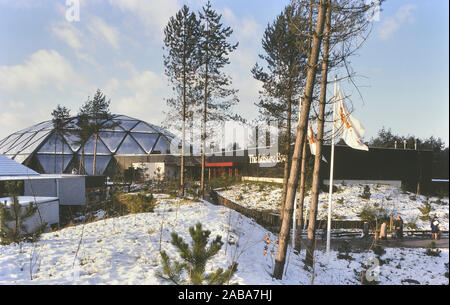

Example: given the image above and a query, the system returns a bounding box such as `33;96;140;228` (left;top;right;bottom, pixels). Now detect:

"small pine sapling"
0;181;43;245
157;222;237;285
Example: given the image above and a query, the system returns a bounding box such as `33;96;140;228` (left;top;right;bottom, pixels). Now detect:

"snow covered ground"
0;195;448;285
218;183;449;231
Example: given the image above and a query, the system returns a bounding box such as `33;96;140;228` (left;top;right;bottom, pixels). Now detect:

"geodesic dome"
0;115;176;175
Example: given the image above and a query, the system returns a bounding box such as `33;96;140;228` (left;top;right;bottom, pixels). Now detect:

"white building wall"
133;162;177;180
24;176;86;205
0;197;59;234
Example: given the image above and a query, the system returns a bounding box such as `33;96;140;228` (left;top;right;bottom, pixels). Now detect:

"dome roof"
0;115;176;175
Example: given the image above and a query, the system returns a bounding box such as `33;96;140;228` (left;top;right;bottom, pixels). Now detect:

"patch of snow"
218;183;449;231
0;196;448;285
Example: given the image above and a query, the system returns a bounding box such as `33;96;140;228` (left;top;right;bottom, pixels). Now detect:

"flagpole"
326;75;338;261
292;192;297;249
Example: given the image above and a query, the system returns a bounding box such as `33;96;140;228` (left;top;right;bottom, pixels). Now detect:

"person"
380;221;387;240
431;216;440;240
362;221;370;239
394;216;403;240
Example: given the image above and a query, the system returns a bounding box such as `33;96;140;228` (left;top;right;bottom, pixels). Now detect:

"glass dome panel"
131;133;159;153
0;134;23;152
116;134;145;155
131;122;157;133
152;136;171;154
63;132;82;152
4;132;35;154
37;154;73;174
20;131;51;154
81;155;112;176
117;120;139;131
38;133;73;154
83;136;111;155
99;131;127;153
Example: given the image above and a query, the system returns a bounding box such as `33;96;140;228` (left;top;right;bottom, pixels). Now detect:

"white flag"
334;88;369;151
307;124;318;156
307;123;328;162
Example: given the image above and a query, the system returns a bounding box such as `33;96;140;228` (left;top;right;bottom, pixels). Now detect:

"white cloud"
51;22;83;49
87;16;121;49
111;66;167;124
108;0;180;39
0;111;48;141
0;49;83;92
7;100;26;110
222;7;259;41
221;6;263;121
379;4;417;40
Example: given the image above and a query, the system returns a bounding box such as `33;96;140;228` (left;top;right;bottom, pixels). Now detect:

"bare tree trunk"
273;0;328;280
54;133;57;173
180;73;186;196
62;134;65;174
280;95;292;223
79;145;84;175
294;138;307;251
294;0;313;252
92;133;98;175
200;35;209;200
305;3;332;266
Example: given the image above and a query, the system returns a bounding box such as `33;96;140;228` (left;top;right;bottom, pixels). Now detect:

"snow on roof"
0;196;58;207
0;154;40;177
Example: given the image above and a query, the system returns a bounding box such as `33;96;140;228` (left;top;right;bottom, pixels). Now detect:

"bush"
360;185;371;200
406;219;418;230
372;245;386;257
357;205;390;227
419;202;432;221
419;202;431;215
209;176;239;190
337;241;353;261
115;193;156;214
425;241;441;257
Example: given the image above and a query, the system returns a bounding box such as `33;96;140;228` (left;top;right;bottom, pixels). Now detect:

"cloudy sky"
0;0;448;146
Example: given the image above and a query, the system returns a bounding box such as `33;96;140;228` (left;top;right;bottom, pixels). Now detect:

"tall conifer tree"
198;1;239;198
163;5;201;195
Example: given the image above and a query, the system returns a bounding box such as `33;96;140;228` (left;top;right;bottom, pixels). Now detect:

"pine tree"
0;181;41;245
163;5;201;196
51;105;71;173
157;222;237;285
252;4;309;222
198;1;239;199
73;112;91;175
78;89;118;175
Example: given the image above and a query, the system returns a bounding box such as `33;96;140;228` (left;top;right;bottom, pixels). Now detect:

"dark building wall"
321;145;433;190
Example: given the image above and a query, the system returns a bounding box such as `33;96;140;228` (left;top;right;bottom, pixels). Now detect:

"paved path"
304;237;449;252
378;238;449;248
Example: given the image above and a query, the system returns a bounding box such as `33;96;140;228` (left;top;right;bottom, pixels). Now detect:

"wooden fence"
210;189;365;233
